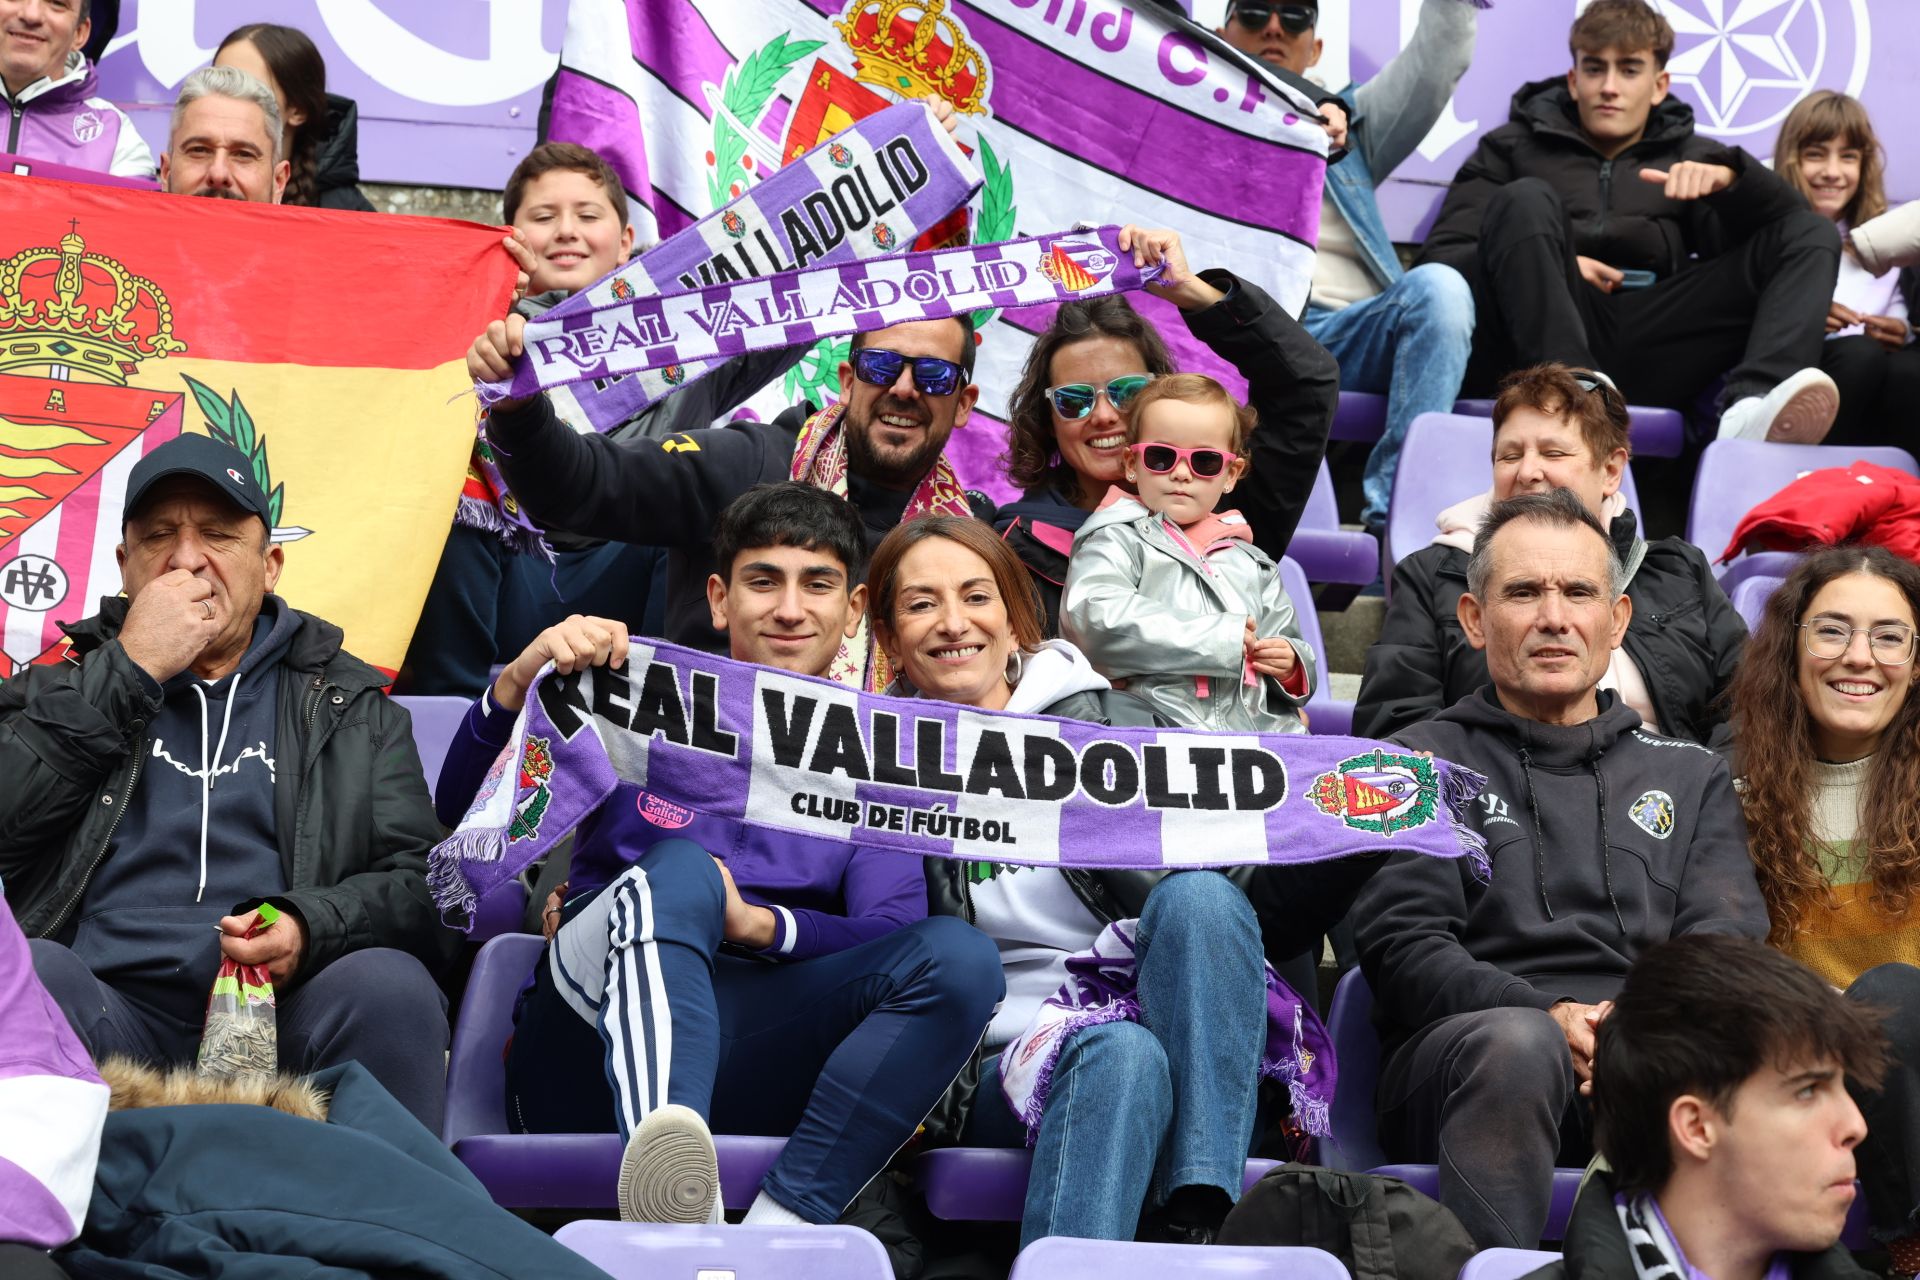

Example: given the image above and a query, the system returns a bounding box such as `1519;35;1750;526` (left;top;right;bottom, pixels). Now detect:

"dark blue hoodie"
69;597;299;1044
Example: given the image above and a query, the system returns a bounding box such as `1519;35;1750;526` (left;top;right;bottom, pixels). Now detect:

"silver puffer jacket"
1061;498;1314;734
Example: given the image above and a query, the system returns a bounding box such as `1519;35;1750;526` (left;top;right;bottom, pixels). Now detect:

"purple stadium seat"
1324;966;1389;1171
1277;555;1355;737
1729;575;1786;634
1287;460;1381;588
1376;1165;1582;1244
1009;1237;1349;1279
1686;441;1920;592
1333;390;1389;443
553;1221;892;1279
1386;414;1642;579
443;933;785;1209
1451;399;1686;458
914;1147;1279;1222
1460;1248;1561;1280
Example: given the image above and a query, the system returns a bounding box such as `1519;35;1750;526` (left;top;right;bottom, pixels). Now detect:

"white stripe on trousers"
596;867;676;1138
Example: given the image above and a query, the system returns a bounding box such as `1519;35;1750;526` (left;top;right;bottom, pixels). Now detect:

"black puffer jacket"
0;598;460;980
310;93;374;213
1417;78;1808;281
1355;511;1747;749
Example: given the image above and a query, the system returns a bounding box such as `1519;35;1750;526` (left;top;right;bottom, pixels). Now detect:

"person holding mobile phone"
1417;0;1844;448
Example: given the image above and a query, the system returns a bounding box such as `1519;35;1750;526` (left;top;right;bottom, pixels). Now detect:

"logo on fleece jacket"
1628;790;1675;841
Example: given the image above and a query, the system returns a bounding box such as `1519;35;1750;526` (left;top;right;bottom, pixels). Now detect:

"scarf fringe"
453;495;554;558
1010;996;1141;1147
1444;763;1493;882
427;827;509;933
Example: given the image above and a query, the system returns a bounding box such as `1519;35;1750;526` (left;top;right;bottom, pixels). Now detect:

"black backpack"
1217;1163;1478;1280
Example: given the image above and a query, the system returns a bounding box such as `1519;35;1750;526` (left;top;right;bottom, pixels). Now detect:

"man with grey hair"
158;65;285;202
1348;487;1768;1250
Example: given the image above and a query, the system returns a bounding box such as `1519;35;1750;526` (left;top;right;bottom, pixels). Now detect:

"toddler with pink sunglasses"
1061;373;1314;733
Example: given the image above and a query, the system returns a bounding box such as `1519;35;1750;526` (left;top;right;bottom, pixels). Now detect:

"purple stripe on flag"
547;67;650;202
625;0;751;132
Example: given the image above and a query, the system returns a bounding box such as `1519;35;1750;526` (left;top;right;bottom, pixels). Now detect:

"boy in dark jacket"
1351;489;1768;1250
1525;935;1883;1280
1418;0;1842;445
1;435;460;1131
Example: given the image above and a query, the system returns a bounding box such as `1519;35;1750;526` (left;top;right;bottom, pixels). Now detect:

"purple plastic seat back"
1460;1248;1562;1280
1333;391;1389;443
1008;1237;1349;1280
1288;461;1381;586
392;695;472;801
1325;966;1389;1171
1376;1164;1582;1244
1729;575;1787;634
1386;414;1642;578
1686;440;1920;582
915;1148;1280;1222
553;1222;892;1279
443;933;786;1208
1277;555;1354;737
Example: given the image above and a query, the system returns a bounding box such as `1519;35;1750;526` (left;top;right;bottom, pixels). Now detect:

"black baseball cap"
123;434;272;526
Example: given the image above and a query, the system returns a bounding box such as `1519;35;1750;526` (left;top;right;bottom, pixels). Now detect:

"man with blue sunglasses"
484;312;987;687
1218;0;1482;542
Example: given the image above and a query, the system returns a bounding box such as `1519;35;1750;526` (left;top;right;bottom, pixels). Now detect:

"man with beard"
157;65;286;203
471;312;987;684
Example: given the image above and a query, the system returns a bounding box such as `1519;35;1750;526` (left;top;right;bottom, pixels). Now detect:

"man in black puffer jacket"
1352;489;1767;1252
1417;0;1841;443
0;436;460;1131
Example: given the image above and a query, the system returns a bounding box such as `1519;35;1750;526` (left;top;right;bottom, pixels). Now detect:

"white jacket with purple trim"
0;888;107;1248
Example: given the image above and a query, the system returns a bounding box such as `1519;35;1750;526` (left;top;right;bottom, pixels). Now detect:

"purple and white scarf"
426;642;1490;928
999;920;1335;1146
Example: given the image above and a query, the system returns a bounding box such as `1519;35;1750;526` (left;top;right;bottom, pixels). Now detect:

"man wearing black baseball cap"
0;433;459;1129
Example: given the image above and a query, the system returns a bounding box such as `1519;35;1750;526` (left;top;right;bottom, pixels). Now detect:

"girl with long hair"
1730;545;1920;1261
213;24;373;211
1775;91;1917;446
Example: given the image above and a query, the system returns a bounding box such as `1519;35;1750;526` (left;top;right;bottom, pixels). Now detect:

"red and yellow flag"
0;174;514;677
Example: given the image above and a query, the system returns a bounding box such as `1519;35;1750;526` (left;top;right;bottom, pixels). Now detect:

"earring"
1047;450;1062;469
1005;648;1026;687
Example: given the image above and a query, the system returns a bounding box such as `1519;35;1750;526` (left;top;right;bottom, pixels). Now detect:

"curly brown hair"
1729;545;1920;943
1000;295;1176;505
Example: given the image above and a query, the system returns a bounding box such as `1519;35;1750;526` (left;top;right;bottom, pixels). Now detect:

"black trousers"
1467;177;1840;410
1821;334;1920;448
1847;962;1920;1242
0;1245;71;1280
1376;1005;1590;1250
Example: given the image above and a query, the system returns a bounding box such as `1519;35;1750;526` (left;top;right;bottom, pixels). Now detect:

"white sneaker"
616;1104;720;1224
1716;368;1839;444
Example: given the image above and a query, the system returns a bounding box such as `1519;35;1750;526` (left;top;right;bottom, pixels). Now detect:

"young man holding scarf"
431;482;1003;1230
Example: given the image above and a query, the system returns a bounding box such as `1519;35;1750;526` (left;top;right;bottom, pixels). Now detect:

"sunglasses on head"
1231;2;1316;35
1570;371;1625;410
1047;373;1153;421
851;347;966;397
1130;443;1239;478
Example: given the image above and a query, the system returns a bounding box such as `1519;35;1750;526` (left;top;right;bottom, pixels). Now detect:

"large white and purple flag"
539;0;1329;499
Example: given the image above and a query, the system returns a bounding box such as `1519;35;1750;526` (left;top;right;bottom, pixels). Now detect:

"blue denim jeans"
1305;264;1475;528
963;871;1266;1247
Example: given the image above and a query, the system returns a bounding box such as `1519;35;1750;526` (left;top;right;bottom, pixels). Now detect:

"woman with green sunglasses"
995;226;1338;633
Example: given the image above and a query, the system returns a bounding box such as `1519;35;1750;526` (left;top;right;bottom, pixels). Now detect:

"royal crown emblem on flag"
1308;750;1441;837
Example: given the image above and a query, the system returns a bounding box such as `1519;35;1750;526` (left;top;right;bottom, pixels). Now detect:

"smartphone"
1616;269;1657;291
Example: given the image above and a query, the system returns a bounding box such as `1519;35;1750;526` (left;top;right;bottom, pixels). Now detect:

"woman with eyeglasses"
1355;362;1747;747
996;226;1337;632
1728;545;1920;1265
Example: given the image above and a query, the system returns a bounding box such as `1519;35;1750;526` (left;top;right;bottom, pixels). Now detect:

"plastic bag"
196;903;280;1078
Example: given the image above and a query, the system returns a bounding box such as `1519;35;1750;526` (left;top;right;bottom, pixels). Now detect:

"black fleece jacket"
1353;687;1767;1053
1417;78;1811;281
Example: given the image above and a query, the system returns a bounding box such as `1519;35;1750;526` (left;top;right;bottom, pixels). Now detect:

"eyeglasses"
1130;443;1239;478
1231;2;1317;34
1800;619;1917;664
851;347;966;397
1047;374;1152;421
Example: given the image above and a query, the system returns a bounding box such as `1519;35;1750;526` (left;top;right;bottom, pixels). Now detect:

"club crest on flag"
1308;751;1441;837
